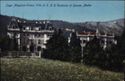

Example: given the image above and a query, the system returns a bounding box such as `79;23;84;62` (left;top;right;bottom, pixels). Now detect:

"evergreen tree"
118;28;125;61
43;29;69;61
83;36;104;66
112;27;125;70
0;36;10;52
104;43;119;69
103;34;124;71
69;32;81;62
7;33;18;51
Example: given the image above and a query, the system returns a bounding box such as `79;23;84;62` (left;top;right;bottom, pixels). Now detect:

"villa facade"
7;18;117;58
7;18;54;57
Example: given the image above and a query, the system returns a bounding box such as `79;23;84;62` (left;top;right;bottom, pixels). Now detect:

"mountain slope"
0;14;124;36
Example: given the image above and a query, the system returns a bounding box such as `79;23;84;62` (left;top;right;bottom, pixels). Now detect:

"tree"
118;28;125;61
83;36;104;66
83;31;125;71
112;27;125;70
69;32;81;62
0;35;18;52
43;29;69;61
0;36;10;52
104;43;119;70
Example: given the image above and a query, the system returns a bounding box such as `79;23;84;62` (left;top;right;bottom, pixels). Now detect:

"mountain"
76;19;125;35
0;15;11;37
0;14;124;37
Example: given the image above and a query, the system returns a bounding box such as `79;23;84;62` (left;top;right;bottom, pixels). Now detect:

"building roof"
78;32;96;35
8;19;54;30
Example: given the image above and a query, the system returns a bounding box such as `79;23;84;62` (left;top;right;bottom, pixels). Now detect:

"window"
38;40;41;44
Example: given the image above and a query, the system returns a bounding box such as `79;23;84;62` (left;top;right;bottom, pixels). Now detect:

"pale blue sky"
0;1;124;22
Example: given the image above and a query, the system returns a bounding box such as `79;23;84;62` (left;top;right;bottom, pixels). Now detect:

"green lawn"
1;58;124;81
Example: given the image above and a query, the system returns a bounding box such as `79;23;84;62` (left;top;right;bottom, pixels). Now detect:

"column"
80;38;85;63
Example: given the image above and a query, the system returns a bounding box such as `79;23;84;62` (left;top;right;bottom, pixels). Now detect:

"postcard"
0;0;125;81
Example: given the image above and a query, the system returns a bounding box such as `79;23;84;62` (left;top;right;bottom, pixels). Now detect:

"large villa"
7;18;117;57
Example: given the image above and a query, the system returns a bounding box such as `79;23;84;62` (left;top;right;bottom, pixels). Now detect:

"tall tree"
118;28;125;61
69;32;81;62
43;29;69;61
113;27;125;70
0;36;10;52
83;36;104;66
103;29;125;71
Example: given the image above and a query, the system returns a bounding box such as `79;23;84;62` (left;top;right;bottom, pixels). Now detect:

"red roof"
78;32;96;35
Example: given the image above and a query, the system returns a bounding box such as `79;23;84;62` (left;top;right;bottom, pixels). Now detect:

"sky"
0;0;125;22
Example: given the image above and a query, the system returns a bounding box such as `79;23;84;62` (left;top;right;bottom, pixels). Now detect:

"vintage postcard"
0;0;125;81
